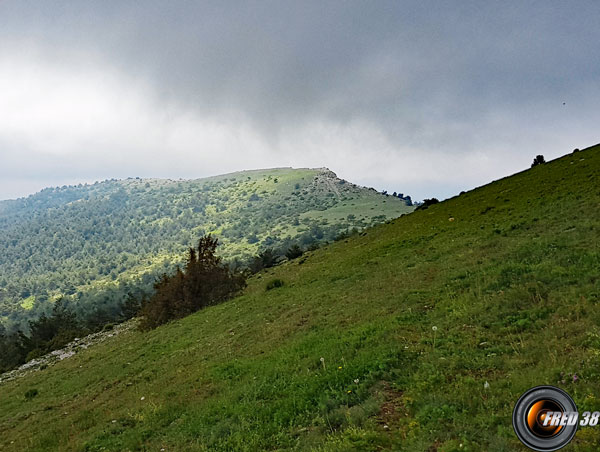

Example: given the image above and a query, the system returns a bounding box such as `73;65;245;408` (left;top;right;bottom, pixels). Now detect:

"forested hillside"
0;168;412;331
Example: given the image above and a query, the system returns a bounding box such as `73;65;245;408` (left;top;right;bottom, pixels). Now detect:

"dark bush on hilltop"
285;244;304;260
139;236;246;330
531;155;546;167
415;198;440;211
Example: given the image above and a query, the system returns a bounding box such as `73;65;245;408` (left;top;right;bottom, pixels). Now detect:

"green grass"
1;146;599;451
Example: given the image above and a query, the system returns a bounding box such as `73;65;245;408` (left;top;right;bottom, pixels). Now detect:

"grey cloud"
0;1;599;200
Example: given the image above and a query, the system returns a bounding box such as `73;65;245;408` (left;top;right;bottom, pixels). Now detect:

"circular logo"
513;386;578;451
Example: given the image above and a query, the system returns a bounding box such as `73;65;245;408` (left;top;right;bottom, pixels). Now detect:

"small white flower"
141;396;145;401
320;357;325;362
432;326;438;331
484;381;490;390
354;379;359;384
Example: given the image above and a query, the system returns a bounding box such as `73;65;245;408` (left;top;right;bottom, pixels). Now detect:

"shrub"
24;388;39;400
266;279;284;291
415;198;440;211
285;244;303;260
307;242;320;251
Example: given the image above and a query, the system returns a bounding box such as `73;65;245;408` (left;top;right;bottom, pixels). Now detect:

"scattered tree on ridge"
531;155;546;167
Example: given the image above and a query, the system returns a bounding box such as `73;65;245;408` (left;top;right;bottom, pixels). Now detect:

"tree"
0;331;27;373
531;155;546;167
139;236;246;330
309;224;324;240
285;244;303;260
120;292;142;320
250;248;279;273
20;298;83;360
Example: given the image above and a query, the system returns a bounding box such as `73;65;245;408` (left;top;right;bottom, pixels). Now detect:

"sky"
1;1;599;202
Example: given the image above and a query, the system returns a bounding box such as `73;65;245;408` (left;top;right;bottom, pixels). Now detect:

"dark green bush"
266;279;284;291
285;245;303;260
415;198;440;211
24;388;39;400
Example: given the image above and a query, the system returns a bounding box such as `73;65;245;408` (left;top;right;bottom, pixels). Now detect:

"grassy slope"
1;146;599;451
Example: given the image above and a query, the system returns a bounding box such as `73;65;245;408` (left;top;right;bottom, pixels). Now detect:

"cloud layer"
1;1;599;200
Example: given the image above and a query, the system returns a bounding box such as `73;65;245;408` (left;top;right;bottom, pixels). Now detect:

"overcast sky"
1;1;598;201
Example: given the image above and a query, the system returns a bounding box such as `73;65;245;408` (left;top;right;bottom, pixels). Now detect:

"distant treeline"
381;191;413;205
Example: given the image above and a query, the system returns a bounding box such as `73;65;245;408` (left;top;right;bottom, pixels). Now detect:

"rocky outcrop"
311;168;359;199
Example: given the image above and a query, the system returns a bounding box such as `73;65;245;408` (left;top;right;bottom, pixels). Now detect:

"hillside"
1;145;599;451
0;168;412;330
